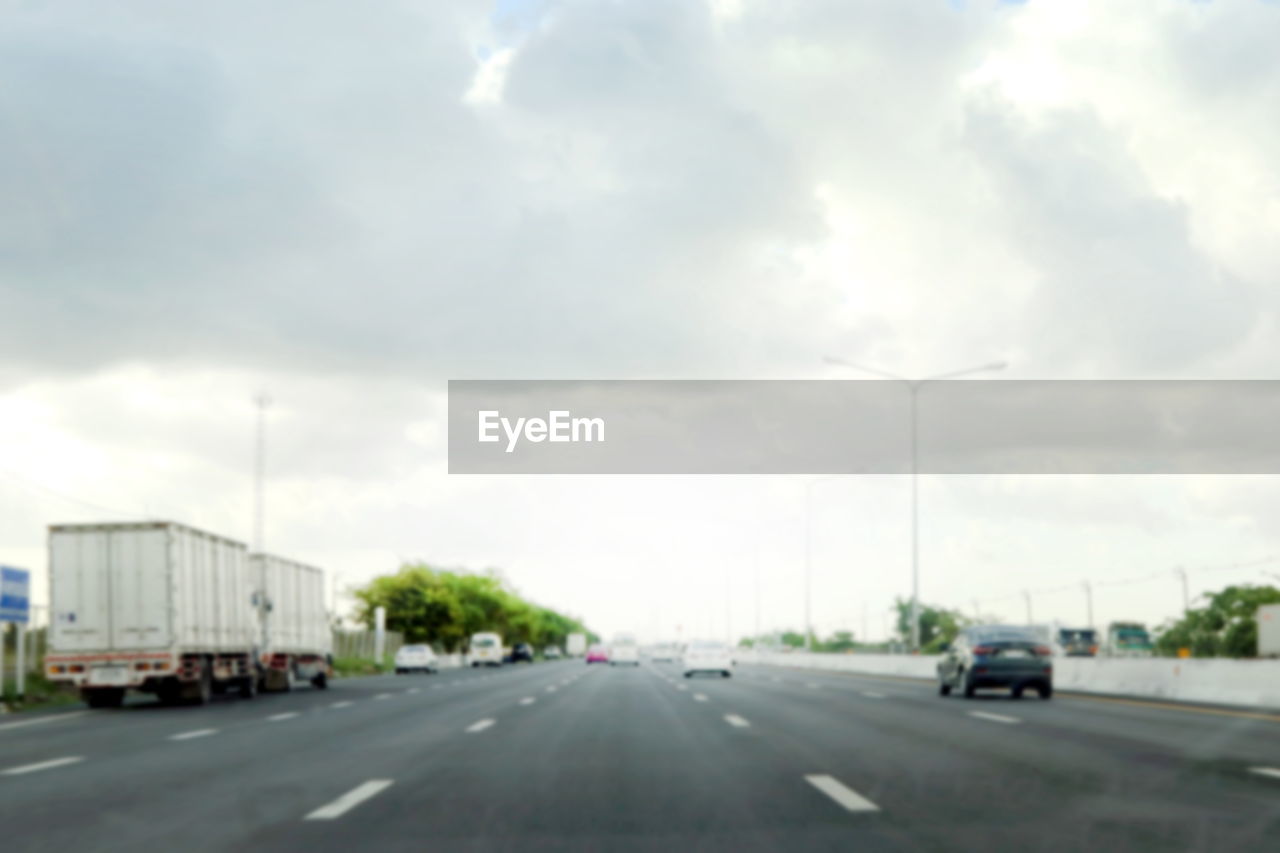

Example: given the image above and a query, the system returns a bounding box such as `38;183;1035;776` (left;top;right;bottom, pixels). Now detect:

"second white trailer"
250;553;333;690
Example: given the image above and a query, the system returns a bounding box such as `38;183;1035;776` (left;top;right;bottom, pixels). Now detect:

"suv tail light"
1034;645;1052;657
972;645;995;656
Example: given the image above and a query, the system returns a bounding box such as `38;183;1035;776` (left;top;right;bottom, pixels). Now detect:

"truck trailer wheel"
311;672;328;690
238;672;258;699
184;665;213;706
83;687;126;709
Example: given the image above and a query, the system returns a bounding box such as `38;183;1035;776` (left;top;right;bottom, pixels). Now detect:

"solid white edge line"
466;718;496;733
968;711;1020;725
168;728;218;741
2;756;85;776
805;774;881;813
724;714;750;728
305;779;394;820
1249;766;1280;780
0;712;89;733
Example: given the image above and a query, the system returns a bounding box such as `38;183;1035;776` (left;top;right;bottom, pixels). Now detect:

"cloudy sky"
3;0;1280;643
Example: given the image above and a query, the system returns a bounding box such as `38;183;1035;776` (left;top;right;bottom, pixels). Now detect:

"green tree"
354;563;592;653
1154;584;1280;658
894;598;971;653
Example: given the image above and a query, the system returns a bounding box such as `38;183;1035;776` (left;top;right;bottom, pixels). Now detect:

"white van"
469;632;504;667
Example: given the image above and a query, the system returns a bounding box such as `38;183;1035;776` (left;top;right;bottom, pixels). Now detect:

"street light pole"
1176;567;1190;614
1023;589;1032;624
1084;580;1094;628
253;393;271;554
823;356;1006;651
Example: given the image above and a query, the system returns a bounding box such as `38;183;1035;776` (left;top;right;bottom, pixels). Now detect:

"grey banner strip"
448;380;1280;475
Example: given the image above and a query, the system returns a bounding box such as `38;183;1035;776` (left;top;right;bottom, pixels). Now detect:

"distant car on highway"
1057;627;1099;657
470;632;504;667
586;644;609;664
938;625;1053;699
682;640;733;678
510;643;534;663
394;645;438;674
610;638;640;666
544;646;563;660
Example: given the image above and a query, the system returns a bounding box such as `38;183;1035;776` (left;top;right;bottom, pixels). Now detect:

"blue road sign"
0;566;30;624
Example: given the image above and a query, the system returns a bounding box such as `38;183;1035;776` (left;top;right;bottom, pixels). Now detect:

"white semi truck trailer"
45;521;260;708
251;552;332;690
45;522;334;707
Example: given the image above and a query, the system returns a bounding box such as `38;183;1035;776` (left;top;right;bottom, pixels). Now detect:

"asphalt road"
2;660;1278;851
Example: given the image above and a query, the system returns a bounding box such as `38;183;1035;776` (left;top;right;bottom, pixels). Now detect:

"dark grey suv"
938;625;1053;700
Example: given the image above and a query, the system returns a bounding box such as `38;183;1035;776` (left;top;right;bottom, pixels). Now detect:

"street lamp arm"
822;356;909;383
920;361;1007;384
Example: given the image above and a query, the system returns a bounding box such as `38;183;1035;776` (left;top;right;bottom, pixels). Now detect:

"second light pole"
823;356;1006;651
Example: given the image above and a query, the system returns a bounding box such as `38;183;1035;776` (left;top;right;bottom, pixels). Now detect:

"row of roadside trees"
738;584;1280;658
353;564;594;654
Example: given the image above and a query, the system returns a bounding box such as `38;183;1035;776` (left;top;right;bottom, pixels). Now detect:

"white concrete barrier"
754;651;1280;710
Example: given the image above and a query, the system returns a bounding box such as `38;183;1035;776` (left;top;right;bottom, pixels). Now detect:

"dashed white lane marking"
861;691;886;699
693;693;709;703
519;697;536;706
374;693;392;701
968;711;1020;725
267;712;299;722
772;677;782;683
1;756;85;776
0;712;88;733
329;701;354;709
805;774;881;813
433;685;444;690
407;688;420;694
1249;767;1280;781
466;719;496;733
676;685;688;691
724;714;750;728
305;779;394;820
169;728;218;741
545;686;557;694
806;683;820;689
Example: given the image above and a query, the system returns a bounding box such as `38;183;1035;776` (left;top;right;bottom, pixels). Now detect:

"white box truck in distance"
45;521;259;708
1259;604;1280;658
251;553;332;689
567;633;586;657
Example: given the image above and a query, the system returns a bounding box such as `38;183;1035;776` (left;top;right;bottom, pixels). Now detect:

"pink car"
586;644;609;664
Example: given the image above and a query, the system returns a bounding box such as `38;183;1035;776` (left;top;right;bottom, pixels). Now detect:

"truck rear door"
50;528;111;652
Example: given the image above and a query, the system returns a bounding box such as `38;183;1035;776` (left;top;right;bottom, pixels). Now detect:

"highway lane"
0;659;1277;851
689;664;1280;849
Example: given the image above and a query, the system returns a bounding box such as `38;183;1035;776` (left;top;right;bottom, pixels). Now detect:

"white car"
610;643;641;666
469;631;504;667
682;641;733;678
394;645;438;674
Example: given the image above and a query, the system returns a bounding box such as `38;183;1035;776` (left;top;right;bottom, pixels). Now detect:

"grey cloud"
961;98;1256;373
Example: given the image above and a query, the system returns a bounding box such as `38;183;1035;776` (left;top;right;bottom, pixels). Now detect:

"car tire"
312;672;328;690
938;680;951;697
1038;682;1053;700
960;671;975;699
722;671;731;678
684;672;692;679
1011;685;1024;699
